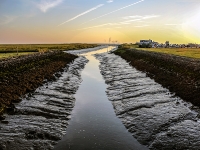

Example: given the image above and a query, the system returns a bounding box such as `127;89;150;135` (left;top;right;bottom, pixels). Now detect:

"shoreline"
114;48;200;107
97;52;200;149
0;56;88;149
0;51;78;119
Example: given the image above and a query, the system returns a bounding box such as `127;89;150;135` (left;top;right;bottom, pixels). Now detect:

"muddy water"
54;47;148;150
96;53;200;150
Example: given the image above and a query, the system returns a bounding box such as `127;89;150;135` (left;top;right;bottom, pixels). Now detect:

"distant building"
140;39;152;45
151;41;159;48
137;39;199;49
139;39;153;48
188;43;197;48
165;41;169;47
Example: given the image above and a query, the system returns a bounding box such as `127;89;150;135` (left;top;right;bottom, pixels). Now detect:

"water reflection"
54;46;148;150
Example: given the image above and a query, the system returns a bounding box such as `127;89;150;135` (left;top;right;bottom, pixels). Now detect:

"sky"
0;0;200;44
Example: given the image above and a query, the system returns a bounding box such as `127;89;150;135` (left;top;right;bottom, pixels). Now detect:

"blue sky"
0;0;200;44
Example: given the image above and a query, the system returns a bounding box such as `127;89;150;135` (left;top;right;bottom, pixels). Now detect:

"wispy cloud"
58;4;104;26
107;0;114;3
79;14;159;30
0;15;17;25
122;15;160;23
165;23;183;26
80;23;112;30
175;0;200;3
123;15;146;19
79;22;126;30
82;0;144;24
134;25;150;27
36;0;63;13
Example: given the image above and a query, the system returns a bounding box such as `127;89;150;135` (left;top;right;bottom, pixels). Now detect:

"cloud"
107;0;114;3
123;15;146;19
134;25;150;27
79;14;159;30
123;15;160;19
82;0;144;24
80;23;111;30
122;15;160;23
36;0;63;13
175;0;200;2
0;15;16;25
165;23;183;26
79;22;126;30
58;4;104;26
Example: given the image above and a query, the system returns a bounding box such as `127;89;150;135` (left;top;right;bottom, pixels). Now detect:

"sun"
182;9;200;42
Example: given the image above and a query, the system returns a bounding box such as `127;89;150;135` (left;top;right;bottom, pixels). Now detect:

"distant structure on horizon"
138;39;200;48
139;39;155;48
139;39;152;45
165;41;170;47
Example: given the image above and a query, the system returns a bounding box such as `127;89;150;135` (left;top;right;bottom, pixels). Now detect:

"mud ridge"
0;56;88;150
95;53;200;150
0;51;78;117
114;49;200;107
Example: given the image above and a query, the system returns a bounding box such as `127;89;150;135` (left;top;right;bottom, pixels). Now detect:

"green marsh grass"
119;43;200;59
136;48;200;59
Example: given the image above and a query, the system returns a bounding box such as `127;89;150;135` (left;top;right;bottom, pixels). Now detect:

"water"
54;47;148;150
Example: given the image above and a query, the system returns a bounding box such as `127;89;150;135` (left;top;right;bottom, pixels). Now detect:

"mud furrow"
95;53;200;150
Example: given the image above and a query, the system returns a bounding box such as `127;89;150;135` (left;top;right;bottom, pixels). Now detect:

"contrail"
58;4;104;26
82;0;144;25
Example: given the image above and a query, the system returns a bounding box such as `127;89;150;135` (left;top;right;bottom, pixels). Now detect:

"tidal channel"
54;47;148;150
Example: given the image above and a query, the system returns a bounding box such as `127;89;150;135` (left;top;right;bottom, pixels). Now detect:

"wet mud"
95;53;200;150
114;49;200;106
0;51;78;117
0;56;88;150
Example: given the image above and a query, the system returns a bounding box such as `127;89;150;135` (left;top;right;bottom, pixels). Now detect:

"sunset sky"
0;0;200;44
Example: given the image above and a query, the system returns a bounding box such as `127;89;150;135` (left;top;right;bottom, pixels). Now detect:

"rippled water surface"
54;47;148;150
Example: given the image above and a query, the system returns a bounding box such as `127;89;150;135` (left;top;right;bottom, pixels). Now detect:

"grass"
118;43;200;59
0;43;98;59
0;43;98;53
0;52;36;59
136;48;200;59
